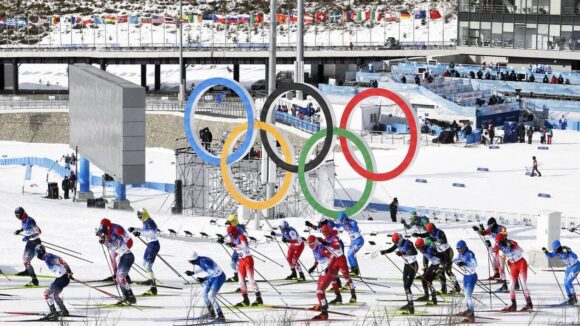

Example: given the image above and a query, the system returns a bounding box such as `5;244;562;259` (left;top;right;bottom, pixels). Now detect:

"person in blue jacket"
128;208;160;296
453;240;478;323
336;212;364;276
185;250;226;321
543;240;580;305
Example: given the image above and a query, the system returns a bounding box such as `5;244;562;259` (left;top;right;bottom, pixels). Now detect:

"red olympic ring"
339;88;420;181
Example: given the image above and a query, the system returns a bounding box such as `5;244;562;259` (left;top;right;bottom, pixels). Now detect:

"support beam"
76;155;94;201
12;61;19;94
0;64;4;91
154;64;161;91
140;64;147;88
112;180;132;210
99;61;106;71
233;64;240;82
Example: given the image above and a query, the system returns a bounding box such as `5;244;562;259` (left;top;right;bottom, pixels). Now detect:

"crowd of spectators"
277;102;321;125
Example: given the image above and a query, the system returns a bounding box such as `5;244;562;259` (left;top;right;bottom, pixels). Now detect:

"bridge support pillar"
99;61;106;71
233;64;240;82
140;64;147;88
154;64;161;91
310;64;324;85
0;64;4;91
265;63;269;88
77;155;94;201
111;180;131;210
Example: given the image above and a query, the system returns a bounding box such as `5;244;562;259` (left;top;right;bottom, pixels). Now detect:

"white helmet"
188;250;199;262
318;215;327;223
279;220;289;229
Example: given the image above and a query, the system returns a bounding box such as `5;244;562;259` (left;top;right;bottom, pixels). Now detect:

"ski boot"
416;294;429;302
329;293;342;305
566;294;578;305
458;310;470;317
298;272;306;282
285;269;297;280
143;286;158;296
236;294;250;307
216;311;226;321
58;304;69;317
40;305;59;321
501;300;517;312
487;272;500;280
349;289;357;303
429;293;438;306
449;282;462;294
349;266;360;276
312;311;329;320
252;292;263;306
521;297;533;311
202;305;216;319
495;281;508;293
15;270;30;277
25;278;39;287
461;310;475;323
400;301;415;314
227;273;239;283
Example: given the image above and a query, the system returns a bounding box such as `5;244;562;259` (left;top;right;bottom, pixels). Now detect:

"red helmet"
320;224;332;236
426;223;435;233
307;235;318;248
391;232;401;244
495;233;507;243
226;225;237;236
98;218;112;237
415;238;425;248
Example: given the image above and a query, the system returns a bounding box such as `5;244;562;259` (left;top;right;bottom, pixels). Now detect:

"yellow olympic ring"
220;121;295;210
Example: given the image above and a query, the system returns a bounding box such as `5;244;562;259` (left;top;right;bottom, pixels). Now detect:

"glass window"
550;0;562;15
492;22;503;47
573;25;580;50
526;23;537;49
554;24;566;50
538;24;549;50
481;22;492;46
562;0;576;14
503;23;514;48
515;24;526;48
470;21;481;46
459;21;469;45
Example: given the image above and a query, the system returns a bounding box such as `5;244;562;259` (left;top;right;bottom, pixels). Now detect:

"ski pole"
134;236;190;284
401;256;445;301
100;243;122;297
382;253;424;294
41;240;83;256
547;259;567;301
476;231;494;308
266;235;315;282
0;270;11;281
250;248;283;267
43;244;94;264
187;275;254;323
72;277;121;300
454;266;506;305
131;264;150;280
447;267;487;307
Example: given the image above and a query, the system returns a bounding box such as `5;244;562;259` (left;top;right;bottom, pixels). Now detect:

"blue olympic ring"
184;77;256;165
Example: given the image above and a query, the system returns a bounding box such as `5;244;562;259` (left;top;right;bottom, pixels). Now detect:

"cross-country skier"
474;217;509;292
454;240;478;322
380;232;418;314
543;240;580;305
96;218;136;305
307;235;339;320
14;207;42;287
496;233;533;311
34;244;72;321
402;211;430;233
414;223;461;294
336;212;364;276
128;208;160;296
185;250;226;321
270;220;306;281
223;214;248;283
223;225;262;307
305;215;336;231
320;224;357;304
415;238;441;305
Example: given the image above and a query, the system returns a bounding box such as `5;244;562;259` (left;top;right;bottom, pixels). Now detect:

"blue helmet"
552;240;562;251
338;212;347;223
456;240;467;250
279;220;289;230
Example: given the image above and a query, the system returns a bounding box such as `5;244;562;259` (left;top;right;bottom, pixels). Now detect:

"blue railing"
275;111;320;134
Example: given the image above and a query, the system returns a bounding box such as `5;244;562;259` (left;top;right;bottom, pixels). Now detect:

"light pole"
178;0;186;103
264;0;277;222
295;0;304;99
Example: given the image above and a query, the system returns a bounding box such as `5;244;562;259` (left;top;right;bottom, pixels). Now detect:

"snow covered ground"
0;125;579;324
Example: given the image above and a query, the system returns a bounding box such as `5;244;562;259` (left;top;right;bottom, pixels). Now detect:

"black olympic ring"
259;82;335;173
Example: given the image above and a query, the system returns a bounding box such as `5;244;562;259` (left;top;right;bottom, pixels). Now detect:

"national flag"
400;11;411;21
70;15;82;26
239;14;250;23
51;15;60;25
82;16;92;26
287;13;297;22
164;15;176;24
118;15;128;23
315;12;327;22
364;11;371;21
415;10;426;20
276;13;286;23
213;15;225;24
152;15;163;25
16;17;27;28
105;15;117;24
303;15;313;24
0;18;5;27
429;9;442;20
93;15;104;25
141;16;152;24
202;13;214;21
128;15;139;25
329;11;341;23
226;15;239;24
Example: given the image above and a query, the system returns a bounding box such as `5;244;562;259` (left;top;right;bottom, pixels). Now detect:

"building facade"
458;0;580;51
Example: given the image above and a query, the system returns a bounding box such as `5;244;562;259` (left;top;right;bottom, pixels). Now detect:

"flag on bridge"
414;10;426;20
82;16;92;26
128;15;139;25
429;9;442;20
141;16;152;24
400;11;411;21
105;15;117;24
152;15;163;25
118;15;128;23
51;15;60;25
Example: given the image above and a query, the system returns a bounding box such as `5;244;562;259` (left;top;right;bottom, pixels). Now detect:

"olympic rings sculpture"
184;77;420;218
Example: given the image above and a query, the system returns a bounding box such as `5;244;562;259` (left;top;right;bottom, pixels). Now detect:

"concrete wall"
0;111;309;150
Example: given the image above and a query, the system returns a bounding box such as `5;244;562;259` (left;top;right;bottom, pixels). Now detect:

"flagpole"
71;16;73;46
105;18;107;47
295;0;304;99
428;3;430;47
93;17;95;48
179;0;185;102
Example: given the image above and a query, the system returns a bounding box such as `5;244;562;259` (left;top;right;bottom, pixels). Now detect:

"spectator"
414;75;421;86
559;116;567;130
531;156;541;177
517;123;526;143
509;70;517;81
462;122;472;136
401;75;407;84
476;69;483;79
427;75;434;83
349;42;353;50
443;70;450;77
526;126;533;144
291;104;297;117
485;71;491;80
551;75;558;84
389;198;399;223
540;127;546;144
557;75;564;84
487;121;495;144
470;71;476;79
69;171;77;193
451;120;460;141
543;74;549;83
528;74;535;83
565;78;571;85
547;128;553;144
481;130;490;145
62;176;70;200
500;72;506;81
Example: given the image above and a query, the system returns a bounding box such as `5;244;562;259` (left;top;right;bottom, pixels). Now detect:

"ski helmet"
226;214;238;226
14;207;25;219
321;224;332;237
487;217;497;228
425;238;434;247
188;250;199;262
415;238;425;248
552;240;562;251
137;208;150;222
337;212;347;223
426;223;435;233
99;218;112;235
318;215;327;224
495;233;507;243
456;240;467;251
226;225;237;236
279;220;289;230
34;244;46;259
391;232;401;244
307;235;318;249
